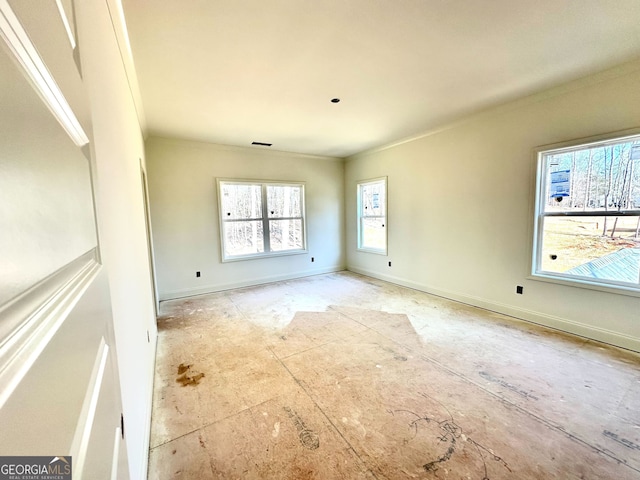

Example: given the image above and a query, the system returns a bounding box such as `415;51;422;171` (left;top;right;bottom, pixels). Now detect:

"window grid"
532;132;640;293
218;180;306;261
357;177;387;254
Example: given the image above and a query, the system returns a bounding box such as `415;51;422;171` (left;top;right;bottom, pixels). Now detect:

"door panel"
0;2;128;478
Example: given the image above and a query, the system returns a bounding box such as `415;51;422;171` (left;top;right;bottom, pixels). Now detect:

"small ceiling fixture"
330;98;340;103
251;141;272;147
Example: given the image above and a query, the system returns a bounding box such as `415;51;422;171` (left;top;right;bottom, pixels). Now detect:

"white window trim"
357;176;388;255
217;179;307;262
529;128;640;297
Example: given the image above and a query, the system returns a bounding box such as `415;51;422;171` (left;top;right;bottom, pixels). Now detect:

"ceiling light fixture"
331;98;340;103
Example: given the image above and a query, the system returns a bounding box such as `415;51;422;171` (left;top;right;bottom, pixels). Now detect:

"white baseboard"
347;266;640;353
159;266;346;301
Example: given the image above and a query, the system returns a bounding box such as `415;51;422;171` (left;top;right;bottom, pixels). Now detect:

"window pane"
218;179;306;260
223;221;264;256
221;183;262;219
361;217;386;250
539;216;640;283
269;219;303;251
361;182;385;217
542;140;640;214
267;185;302;218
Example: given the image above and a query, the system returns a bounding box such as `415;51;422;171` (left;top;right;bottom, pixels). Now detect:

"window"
357;177;387;254
532;132;640;292
217;180;306;261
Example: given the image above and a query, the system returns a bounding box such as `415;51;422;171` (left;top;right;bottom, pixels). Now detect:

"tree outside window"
533;132;640;291
218;180;306;261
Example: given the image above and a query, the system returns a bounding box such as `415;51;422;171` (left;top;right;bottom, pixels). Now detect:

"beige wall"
345;60;640;352
146;137;345;300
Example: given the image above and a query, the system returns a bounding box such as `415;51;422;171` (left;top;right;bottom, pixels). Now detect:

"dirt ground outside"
540;216;640;273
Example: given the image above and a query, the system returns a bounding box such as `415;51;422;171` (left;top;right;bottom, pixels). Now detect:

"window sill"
356;247;388;256
221;249;308;263
528;272;640;298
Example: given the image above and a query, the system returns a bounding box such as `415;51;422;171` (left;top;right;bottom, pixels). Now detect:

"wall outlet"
388;261;392;267
516;285;523;294
196;271;201;277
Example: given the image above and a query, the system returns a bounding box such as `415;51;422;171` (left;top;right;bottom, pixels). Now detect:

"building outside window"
218;179;306;261
532;132;640;292
357;177;387;254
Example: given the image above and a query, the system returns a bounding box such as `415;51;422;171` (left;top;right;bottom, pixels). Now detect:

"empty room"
1;1;639;479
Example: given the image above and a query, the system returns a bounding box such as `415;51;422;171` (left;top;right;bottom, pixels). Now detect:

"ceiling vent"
251;141;272;147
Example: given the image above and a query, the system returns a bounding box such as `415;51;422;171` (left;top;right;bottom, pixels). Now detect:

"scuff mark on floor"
479;371;539;401
391;392;511;479
283;406;320;450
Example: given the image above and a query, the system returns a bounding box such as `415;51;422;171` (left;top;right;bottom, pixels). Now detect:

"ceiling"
122;0;640;158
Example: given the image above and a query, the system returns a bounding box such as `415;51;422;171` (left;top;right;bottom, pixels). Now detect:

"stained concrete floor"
148;272;640;479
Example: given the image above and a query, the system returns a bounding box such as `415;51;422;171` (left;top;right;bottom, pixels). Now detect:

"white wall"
76;1;157;478
345;60;640;353
146;137;345;300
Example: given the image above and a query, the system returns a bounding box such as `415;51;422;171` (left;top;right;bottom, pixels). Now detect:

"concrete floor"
148;272;640;479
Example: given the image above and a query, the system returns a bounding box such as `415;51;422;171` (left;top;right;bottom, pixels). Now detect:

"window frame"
357;176;388;255
530;129;640;296
217;179;307;262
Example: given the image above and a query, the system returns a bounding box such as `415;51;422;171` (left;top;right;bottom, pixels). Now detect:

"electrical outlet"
196;271;201;278
516;285;523;294
388;261;392;267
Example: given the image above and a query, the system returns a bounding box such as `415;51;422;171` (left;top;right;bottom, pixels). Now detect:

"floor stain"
378;344;409;362
176;363;205;386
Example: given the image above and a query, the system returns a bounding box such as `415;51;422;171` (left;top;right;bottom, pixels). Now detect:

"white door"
0;1;128;478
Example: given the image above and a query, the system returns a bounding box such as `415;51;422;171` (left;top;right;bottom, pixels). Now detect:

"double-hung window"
357;177;387;254
218;179;306;261
532;132;640;292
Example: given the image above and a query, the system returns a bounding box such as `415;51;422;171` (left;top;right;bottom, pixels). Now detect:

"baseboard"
347;266;640;353
159;265;346;301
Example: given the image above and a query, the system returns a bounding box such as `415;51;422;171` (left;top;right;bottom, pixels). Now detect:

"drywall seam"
348;266;640;353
